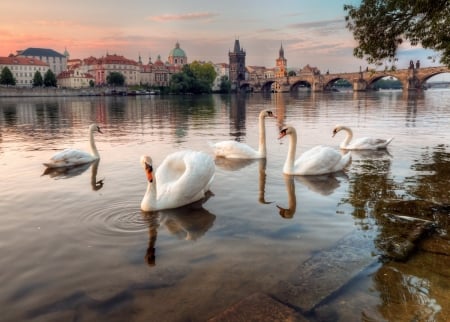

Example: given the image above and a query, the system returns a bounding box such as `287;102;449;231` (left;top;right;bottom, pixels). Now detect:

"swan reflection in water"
41;159;104;191
214;157;257;171
276;172;348;219
295;171;347;196
349;148;393;159
215;158;272;204
277;174;296;219
141;192;216;267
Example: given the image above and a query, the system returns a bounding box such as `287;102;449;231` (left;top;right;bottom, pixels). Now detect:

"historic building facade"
275;43;287;77
0;56;49;87
77;54;140;86
167;42;188;66
140;54;181;87
56;69;95;88
17;48;67;76
228;39;246;88
212;63;230;91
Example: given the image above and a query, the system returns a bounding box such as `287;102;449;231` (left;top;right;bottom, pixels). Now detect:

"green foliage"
288;70;297;77
33;71;43;87
190;61;217;85
219;76;231;93
344;0;450;67
89;80;95;87
170;62;217;94
0;66;16;86
106;72;125;86
43;69;57;87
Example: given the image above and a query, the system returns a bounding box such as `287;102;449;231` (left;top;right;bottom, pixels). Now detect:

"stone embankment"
0;87;126;97
208;199;448;321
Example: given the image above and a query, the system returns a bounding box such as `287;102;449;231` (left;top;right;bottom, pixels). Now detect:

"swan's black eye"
145;163;153;172
268;111;273;116
280;128;287;135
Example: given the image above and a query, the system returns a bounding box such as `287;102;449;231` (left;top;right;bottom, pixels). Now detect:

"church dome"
169;42;186;57
168;42;187;66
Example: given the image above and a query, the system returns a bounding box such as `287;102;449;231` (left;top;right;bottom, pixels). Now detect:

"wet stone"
420;236;450;256
374;213;434;261
374;199;450;236
207;292;308;322
272;231;377;313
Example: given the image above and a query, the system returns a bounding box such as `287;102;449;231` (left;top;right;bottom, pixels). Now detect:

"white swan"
279;126;351;175
210;109;276;159
140;150;215;211
43;123;102;168
332;124;393;150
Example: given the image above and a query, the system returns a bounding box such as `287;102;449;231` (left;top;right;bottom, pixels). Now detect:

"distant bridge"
239;65;450;92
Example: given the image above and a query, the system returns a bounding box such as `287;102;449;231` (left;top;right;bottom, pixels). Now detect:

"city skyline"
0;0;444;74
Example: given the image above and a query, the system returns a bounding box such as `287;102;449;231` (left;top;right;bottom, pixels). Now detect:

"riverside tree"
43;70;57;87
219;76;231;93
33;71;43;87
0;67;16;86
344;0;450;67
106;72;125;86
170;62;217;94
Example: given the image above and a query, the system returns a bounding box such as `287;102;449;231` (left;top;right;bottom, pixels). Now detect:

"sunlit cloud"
283;12;304;17
148;12;219;22
33;19;77;27
288;19;344;30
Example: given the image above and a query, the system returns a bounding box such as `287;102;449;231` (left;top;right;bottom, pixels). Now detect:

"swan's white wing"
156;150;215;207
211;140;259;159
44;148;95;168
295;146;347;175
347;137;393;150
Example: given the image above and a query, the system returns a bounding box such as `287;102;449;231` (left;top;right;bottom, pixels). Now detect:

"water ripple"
79;200;148;242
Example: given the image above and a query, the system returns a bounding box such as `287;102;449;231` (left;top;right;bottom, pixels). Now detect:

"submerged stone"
207;292;308;322
372;199;449;261
374;213;434;261
272;231;377;313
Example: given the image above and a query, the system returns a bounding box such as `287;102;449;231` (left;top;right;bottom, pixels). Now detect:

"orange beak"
145;163;153;182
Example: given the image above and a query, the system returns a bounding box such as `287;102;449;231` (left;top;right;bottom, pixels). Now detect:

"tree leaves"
344;0;450;67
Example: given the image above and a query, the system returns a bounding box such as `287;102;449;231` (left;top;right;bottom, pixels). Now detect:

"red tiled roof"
0;56;48;66
99;54;138;66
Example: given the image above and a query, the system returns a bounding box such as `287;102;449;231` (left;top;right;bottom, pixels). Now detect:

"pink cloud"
148;12;218;22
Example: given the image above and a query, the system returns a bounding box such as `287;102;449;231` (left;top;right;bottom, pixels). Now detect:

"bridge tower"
276;42;287;78
229;39;246;91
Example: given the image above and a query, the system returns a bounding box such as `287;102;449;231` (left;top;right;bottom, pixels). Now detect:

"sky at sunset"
0;0;443;74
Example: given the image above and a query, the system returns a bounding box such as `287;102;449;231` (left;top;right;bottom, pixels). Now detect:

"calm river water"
0;90;449;322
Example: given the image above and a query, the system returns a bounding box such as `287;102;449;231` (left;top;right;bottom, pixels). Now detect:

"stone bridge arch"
366;74;406;90
323;77;353;90
290;80;312;91
260;80;277;92
244;66;449;92
235;82;252;93
418;69;450;84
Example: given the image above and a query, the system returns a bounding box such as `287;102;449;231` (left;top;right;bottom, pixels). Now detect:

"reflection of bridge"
240;65;450;92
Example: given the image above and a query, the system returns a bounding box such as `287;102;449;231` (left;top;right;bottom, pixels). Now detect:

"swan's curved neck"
142;171;158;211
89;130;100;158
258;113;267;156
340;126;353;148
284;129;297;174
